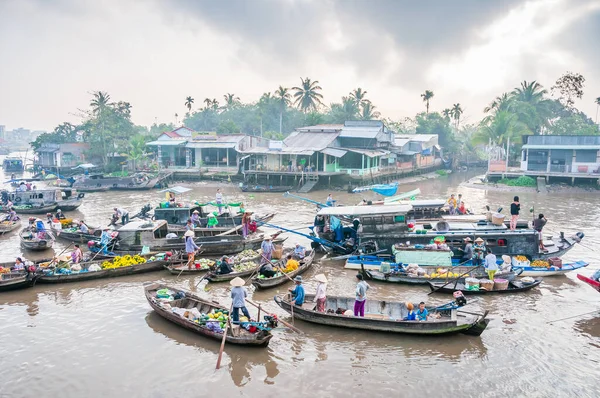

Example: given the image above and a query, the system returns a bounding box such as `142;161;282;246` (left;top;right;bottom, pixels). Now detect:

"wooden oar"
427;263;483;295
246;299;302;334
47;242;74;267
177;247;203;279
215;303;234;370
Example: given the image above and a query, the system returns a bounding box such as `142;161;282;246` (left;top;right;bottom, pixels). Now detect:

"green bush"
497;176;537;187
435;169;448;176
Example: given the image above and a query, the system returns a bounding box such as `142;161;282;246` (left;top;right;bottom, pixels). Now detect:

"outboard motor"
453;291;467;307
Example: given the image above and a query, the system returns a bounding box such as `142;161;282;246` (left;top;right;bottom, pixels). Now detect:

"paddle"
427;262;483;295
47;242;74;268
546;309;600;324
215;303;234;370
246;299;302;334
177;247;204;279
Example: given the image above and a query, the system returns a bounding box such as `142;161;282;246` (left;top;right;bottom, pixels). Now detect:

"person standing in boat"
472;237;486;266
260;236;274;263
289;276;305;306
532;214;548;251
354;273;370;317
190;210;201;228
459;237;474;263
184;230;200;270
230;277;252;324
215;189;224;215
71;244;83;264
7;208;18;222
447;194;457;215
484;248;498;280
241;210;252;238
100;227;112;254
510;196;520;231
313;274;328;312
114;207;129;225
326;193;334;207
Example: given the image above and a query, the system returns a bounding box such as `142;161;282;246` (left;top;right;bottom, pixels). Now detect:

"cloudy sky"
1;0;599;131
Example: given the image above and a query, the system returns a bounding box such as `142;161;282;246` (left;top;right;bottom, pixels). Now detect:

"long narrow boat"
512;260;588;277
274;294;489;336
428;279;542;295
51;225;101;243
12;203;58;214
241;184;294;193
19;228;55;251
577;274;600;293
0;220;20;235
167;253;261;276
205;253;275;282
366;268;519;285
144;283;273;346
0;272;39;292
251;250;315;290
36;253;172;283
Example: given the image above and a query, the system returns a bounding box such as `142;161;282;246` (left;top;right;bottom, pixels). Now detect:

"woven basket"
493;278;509;290
479;279;495;291
272;245;283;260
492;213;505;226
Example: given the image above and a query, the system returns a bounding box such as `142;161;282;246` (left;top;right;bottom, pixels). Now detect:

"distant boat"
72;172;169;191
2;157;24;172
352;182;398;196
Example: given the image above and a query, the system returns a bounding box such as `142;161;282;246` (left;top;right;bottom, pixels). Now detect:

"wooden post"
487;138;491;172
505;136;510;172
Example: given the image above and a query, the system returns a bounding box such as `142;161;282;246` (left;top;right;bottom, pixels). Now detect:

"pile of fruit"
236;249;259;262
531;260;550;268
195;258;215;269
234;261;257;272
195;309;230;330
425;268;461;279
0;267;10;274
101;255;147;269
59;219;73;227
514;255;528;262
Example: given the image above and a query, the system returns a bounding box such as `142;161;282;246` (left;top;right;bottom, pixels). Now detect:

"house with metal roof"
520;135;600;174
35;143;91;169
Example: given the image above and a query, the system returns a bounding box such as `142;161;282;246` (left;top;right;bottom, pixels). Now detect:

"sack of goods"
465;277;480;291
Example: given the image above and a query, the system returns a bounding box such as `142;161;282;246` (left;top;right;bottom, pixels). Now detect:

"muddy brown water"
1;156;599;397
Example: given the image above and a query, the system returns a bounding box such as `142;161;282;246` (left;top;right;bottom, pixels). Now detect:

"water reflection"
573;315;600;345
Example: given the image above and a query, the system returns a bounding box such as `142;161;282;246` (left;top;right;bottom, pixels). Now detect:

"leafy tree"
328;96;360;123
595;97;600;124
359;101;380;120
350;88;368;105
415;112;455;151
474;110;529;146
442;108;451;120
263;131;285;140
149;122;175;138
420;90;434;114
551;71;585;108
185;96;194;112
451;103;463;128
127;134;151;170
274;86;291;134
304;111;325;126
484;93;512;113
216;119;240;135
509;81;551;134
30;122;78;150
223;93;240;109
292;77;324;112
548;110;599;136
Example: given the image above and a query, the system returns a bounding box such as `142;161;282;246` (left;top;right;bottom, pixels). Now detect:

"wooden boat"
72;172;168;191
167;253;261;276
144;283;273;346
252;250;315;290
2;157;24;172
366;268;519;285
274;294;489;336
427;279;542;295
19;227;55;251
73;186;110;193
240;184;294;193
36;253;171;283
50;225;101;243
352;182;398;196
513;260;588;277
0;220;20;234
577;274;600;293
12;203;58;214
0;272;38;292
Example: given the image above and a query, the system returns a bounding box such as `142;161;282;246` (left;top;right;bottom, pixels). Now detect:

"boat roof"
396;199;446;208
318;204;413;216
118;219;167;232
159;186;192;194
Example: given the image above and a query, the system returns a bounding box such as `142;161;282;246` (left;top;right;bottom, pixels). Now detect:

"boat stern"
462;310;490;336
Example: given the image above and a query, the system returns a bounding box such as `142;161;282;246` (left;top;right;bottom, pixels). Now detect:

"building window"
575;150;597;163
522;150;527;161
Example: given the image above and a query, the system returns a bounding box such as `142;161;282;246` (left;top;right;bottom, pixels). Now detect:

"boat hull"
513;261;588;277
577;274;600;293
252;250;315;290
0;273;38;292
51;227;101;243
428;279;542;295
13;204;58;214
0;221;20;234
37;259;168;283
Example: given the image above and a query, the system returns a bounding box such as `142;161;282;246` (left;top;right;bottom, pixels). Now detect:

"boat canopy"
118;220;166;232
317;204;413;216
159;186;192;195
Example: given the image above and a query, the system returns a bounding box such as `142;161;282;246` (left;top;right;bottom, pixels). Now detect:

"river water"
1;155;599;398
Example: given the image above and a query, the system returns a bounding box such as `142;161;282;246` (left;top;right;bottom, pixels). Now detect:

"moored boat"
167;251;261;276
144;283;273;346
274;294;489;336
577;274;600;293
19;226;55;251
72;172;168;191
365;267;519;285
0;272;38;292
427;279;542;295
512;260;588;277
240;184;294;193
251;250;315;290
0;220;20;235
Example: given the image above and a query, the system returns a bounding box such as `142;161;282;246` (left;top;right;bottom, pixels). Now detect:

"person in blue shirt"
288;276;305;306
416;302;428;321
100;228;112;254
325;193;334;207
293;243;306;259
230;277;251;324
403;302;417;321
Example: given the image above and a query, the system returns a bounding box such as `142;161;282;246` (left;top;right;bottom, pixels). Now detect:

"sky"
1;0;599;131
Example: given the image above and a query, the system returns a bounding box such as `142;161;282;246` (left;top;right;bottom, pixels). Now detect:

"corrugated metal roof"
296;124;343;132
396;134;437;142
186;142;237;149
523;145;600;150
339;126;381;139
525;135;600;146
283;131;339;151
317;204;413;216
393;138;410;147
322;148;347;158
146;140;187;146
344;148;390;158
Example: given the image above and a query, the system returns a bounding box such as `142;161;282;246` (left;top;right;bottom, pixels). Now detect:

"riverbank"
461;175;600;193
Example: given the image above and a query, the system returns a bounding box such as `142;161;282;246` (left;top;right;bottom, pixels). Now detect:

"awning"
239;155;251;161
146;140;187;146
344;148;390;158
37;147;60;153
159;186;192;194
186;142;237;149
421;148;432;155
522;145;600;150
321;148;347;158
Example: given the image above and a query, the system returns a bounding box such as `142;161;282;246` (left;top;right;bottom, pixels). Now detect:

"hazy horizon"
1;0;599;132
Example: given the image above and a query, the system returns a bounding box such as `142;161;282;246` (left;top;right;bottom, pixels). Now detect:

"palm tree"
484;93;511;113
421;90;434;113
258;92;273;137
473;110;530;146
274;86;291;134
595;97;600;124
210;99;219;111
451;103;463;128
360;100;380;120
127;135;148;171
223;93;240;109
203;98;212;110
511;81;551;135
292;77;324;112
184;96;194;112
442;108;451;119
89;91;111;165
350;88;368;105
512;80;547;103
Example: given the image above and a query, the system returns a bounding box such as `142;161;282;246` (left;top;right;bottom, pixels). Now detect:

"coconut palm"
442;108;451;119
274;86;291;134
421;90;434;113
184;96;194;112
350;88;368;106
595;97;600;124
258;92;273;137
89;91;111;165
210;99;219;111
512;81;547;103
292;77;324;112
451;103;463;128
203;98;212;109
223;93;240;109
360;100;380;120
473;110;530;146
484;93;511;114
510;81;551;134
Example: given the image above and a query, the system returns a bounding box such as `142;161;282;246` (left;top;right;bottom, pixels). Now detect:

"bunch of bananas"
531;260;550;268
101;255;147;269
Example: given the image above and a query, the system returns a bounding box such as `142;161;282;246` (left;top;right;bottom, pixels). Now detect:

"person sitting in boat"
484;248;498;281
7;208;18;222
293;243;306;259
168;191;176;203
114;207;129;225
190;210;201;228
259;261;276;278
79;220;89;234
283;254;299;273
313;274;328;312
18;182;27;191
184;230;200;270
459;237;474;263
185;219;194;231
217;256;234;275
403;302;417;321
165;232;178;239
207;213;218;228
288;276;305;306
500;255;512;272
472;237;486;266
71;244;83;264
261;236;274;262
230;277;252;324
100;227;112;254
457;201;466;215
55;209;66;220
416;302;428;321
13;257;25;271
325;193;334;207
